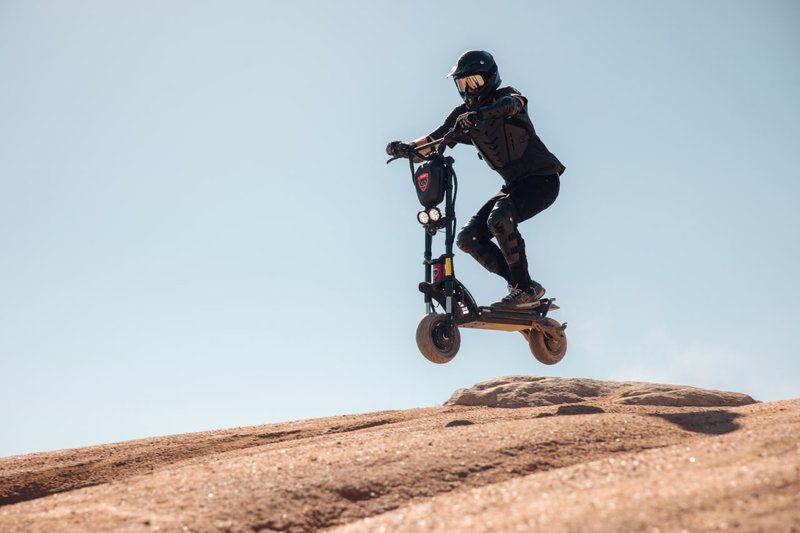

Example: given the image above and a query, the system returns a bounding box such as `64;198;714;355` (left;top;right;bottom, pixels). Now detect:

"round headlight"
417;210;430;224
428;207;442;222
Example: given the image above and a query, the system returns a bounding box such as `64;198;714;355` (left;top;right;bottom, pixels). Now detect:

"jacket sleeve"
427;106;471;147
478;94;525;120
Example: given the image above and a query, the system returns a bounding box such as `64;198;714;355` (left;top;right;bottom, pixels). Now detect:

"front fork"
423;169;456;327
442;165;455;326
424;232;434;315
423;240;455;326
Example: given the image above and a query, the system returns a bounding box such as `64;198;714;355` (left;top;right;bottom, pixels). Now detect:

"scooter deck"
457;302;559;332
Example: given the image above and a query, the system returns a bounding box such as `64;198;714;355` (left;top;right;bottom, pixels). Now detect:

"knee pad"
456;225;481;253
487;201;523;265
486;200;516;238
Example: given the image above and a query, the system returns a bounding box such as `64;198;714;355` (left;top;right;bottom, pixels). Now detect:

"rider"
387;50;565;308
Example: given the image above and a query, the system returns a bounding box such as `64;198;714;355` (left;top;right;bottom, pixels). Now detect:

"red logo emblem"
417;172;430;192
433;263;444;283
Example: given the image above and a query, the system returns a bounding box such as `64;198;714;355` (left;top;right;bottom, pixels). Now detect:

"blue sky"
1;1;798;457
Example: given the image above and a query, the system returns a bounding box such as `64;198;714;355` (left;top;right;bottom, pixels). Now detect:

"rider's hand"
456;110;481;129
386;140;412;158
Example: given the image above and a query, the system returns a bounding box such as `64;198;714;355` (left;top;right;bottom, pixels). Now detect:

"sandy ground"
1;384;798;532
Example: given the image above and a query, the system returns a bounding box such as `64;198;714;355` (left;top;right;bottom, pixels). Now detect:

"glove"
456;110;481;129
386;140;412;158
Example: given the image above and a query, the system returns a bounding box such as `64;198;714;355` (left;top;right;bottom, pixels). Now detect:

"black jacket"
428;86;565;183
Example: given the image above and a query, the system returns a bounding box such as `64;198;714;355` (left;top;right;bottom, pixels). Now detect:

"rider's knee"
486;202;515;238
456;225;480;252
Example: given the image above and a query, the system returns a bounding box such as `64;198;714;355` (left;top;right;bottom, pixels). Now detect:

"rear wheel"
416;313;460;364
527;318;567;365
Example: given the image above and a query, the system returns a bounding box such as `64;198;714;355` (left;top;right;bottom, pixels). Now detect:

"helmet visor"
454;74;485;94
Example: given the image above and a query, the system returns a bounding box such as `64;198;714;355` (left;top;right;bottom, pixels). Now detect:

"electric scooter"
387;126;567;365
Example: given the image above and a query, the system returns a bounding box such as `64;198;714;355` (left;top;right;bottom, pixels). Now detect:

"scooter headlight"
417;210;430;225
428;207;442;222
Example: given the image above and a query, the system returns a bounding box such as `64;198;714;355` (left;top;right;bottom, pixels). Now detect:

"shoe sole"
491;299;545;310
490;289;546;310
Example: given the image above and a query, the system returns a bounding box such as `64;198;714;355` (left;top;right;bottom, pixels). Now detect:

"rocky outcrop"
445;376;757;408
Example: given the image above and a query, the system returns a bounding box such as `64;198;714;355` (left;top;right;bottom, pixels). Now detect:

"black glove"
386;140;412;158
455;110;481;129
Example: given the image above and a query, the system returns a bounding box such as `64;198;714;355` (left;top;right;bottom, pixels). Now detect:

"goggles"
454;74;485;94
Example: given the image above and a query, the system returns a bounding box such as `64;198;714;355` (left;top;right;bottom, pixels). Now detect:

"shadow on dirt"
445;420;475;427
652;410;743;435
555;405;606;416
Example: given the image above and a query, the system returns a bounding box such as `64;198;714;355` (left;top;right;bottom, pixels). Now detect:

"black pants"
455;174;560;289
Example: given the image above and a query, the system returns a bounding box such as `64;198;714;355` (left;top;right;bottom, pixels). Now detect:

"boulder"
445;376;757;408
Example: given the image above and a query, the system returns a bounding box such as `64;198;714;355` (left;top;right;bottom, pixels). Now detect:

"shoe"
491;281;546;309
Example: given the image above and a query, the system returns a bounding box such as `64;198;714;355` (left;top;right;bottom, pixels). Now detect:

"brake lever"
386;153;414;164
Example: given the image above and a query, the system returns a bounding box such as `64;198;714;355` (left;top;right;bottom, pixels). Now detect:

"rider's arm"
392;135;431;163
393;106;470;161
478;94;526;120
409;135;434;156
422;106;471;150
402;106;468;160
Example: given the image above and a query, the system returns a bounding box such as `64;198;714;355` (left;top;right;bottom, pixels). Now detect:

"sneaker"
491;282;546;309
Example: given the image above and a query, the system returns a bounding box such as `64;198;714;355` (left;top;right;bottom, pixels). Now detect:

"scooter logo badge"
417;172;429;192
433;263;444;283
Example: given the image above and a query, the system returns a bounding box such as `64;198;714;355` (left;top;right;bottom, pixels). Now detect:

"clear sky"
1;1;798;457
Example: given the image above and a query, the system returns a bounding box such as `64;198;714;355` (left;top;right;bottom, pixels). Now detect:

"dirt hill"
0;377;797;532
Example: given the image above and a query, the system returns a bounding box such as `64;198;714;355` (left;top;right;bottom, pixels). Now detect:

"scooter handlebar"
385;126;462;165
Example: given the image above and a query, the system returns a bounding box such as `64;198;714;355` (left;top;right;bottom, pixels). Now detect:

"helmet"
446;50;501;109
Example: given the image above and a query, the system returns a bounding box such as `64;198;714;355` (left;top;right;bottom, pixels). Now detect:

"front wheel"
527;318;567;365
416;313;460;364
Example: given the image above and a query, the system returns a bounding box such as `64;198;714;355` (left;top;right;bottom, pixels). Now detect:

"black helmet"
446;50;501;109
